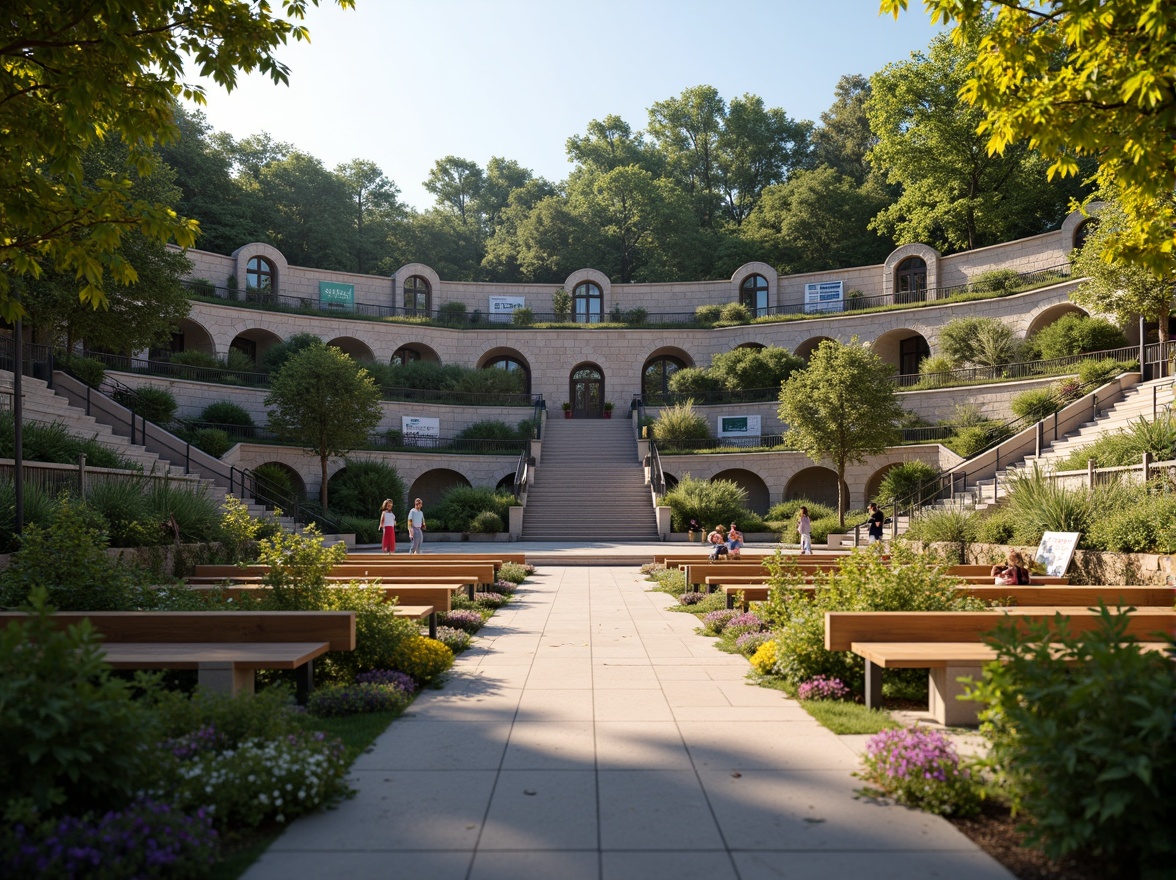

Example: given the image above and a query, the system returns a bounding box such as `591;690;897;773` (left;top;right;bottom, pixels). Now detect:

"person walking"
866;502;884;543
797;506;812;554
378;499;397;554
407;497;426;554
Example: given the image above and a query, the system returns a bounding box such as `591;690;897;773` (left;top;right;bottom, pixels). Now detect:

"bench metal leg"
468;584;476;600
295;660;314;704
865;661;883;709
725;592;735;609
428;611;437;640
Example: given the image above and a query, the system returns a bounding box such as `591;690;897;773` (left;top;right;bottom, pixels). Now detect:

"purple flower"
796;675;852;701
355;668;417;694
677;591;708;606
701;609;739;634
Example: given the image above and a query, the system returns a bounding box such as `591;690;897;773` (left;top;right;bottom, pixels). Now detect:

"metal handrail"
184;262;1076;328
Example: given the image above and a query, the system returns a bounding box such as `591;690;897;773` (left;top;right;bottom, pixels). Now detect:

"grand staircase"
967;375;1175;509
521;416;659;541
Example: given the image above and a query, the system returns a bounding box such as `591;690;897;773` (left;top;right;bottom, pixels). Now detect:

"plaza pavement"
242;542;1012;880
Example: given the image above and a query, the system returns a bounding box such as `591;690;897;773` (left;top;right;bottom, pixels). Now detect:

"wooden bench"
824;608;1176;724
720;582;1175;610
0;610;355;699
683;561;840;591
188;562;497;597
343;552;526;568
183;583;458;638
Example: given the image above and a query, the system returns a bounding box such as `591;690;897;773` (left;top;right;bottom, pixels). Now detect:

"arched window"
573;281;603;324
740;274;769;317
403;275;430;316
484;356;531;394
246;256;274;290
1073;218;1099;251
899;336;930;376
643;356;685;404
895;257;927;303
391;346;421;366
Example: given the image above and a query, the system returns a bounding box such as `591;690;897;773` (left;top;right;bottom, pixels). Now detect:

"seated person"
726;523;743;558
991;549;1031;585
707;524;729;560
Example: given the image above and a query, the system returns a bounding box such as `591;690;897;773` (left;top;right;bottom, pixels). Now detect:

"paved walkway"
243;559;1013;880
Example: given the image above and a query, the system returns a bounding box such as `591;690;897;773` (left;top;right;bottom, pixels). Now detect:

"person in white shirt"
407;497;426;554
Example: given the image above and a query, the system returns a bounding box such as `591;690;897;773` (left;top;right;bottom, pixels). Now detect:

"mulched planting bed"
948;801;1110;880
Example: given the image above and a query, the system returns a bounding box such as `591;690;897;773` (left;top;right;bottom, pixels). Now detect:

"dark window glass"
404;276;430;315
246;256;274;290
740;274;769;316
392;346;420;366
643;356;684;403
899;336;930;376
573;282;602;324
896;257;927;303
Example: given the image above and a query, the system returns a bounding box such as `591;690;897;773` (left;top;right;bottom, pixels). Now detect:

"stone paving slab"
242;561;1013;880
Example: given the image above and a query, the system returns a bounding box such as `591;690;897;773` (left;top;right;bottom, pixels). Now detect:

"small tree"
778;339;904;527
265;342;382;511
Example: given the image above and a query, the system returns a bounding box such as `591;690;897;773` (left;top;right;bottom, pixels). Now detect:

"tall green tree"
335;159;405;274
424;156;485;224
866;29;1090;252
778;339;904;526
716;93;812;225
648;85;727;229
883;0;1176;278
0;0;354;319
265;342;382;511
255;151;353;270
1071;192;1175;343
566;115;659;174
812;74;877;185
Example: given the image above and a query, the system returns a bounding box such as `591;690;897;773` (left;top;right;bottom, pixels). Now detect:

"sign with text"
319;281;354;311
804;280;844;314
401;416;439;447
489;295;525;323
717;415;761;438
1034;531;1080;577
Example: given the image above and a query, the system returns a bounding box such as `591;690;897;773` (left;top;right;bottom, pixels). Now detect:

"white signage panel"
804;280;844;314
401;416;440;447
717;415;761;438
489;295;526;323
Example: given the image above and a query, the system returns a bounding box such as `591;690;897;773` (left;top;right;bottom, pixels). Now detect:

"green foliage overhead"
1;0;355;317
778;339;904;526
265;341;382;510
431;486;513;533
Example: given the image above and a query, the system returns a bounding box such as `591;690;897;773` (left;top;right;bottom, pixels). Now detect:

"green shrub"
651;400;710;448
455;420;523;442
706;345;805;393
967;607;1176;874
511;306;534;326
808;514;848;544
188;426;233;458
1030;314;1128;359
144;480;221;543
469;510;504;533
1125;412;1176;462
875;461;940;507
971;268;1021;292
166;350;220;371
1010;387;1060;422
767;498;836;522
113;386;177;425
944;423;1007;458
450;365;527;397
718;302;751;324
1077;357;1136;387
1084;481;1176;553
437;301;467;326
259;332;321;373
903;507;977;547
916;354;957;387
0;587;162;823
666;367;722;398
338;514;381;544
256;524;348;609
432;485;512;532
661;474;748;532
973;506;1017;544
199;401;255;434
253;462;297;501
67;356;106;388
763;544;984;691
316;583;421;682
623;307;648;325
0;412;130;470
0;480;54;553
939;316;1017;366
84;478;159;548
498;562;529;584
694;304;722;325
552;288;571;321
327;459;406;519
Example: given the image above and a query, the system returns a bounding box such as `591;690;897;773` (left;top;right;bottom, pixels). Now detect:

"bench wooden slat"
100;641;331;670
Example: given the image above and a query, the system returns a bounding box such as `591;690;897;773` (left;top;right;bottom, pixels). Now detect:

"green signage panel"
319;281;354;310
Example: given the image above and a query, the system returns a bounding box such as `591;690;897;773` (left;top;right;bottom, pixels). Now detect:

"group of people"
377;497;426;554
705;522;744;560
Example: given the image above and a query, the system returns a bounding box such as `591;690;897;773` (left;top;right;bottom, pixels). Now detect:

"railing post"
1141;451;1152;484
1035;422;1043;457
77;452;87;496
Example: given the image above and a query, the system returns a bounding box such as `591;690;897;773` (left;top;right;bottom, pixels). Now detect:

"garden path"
242;559;1012;880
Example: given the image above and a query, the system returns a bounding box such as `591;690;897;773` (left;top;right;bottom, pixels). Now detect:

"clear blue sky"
189;0;944;211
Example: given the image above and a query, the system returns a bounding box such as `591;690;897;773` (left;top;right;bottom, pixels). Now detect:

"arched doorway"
569;363;604;418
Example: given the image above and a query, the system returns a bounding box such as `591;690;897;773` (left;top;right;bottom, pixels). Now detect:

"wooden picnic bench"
188;561;497;597
720;582;1175;610
343;552;526;569
0;610;355;699
824;608;1176;724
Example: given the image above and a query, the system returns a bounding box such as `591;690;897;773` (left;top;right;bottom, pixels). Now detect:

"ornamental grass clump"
701;608;739;634
306;682;412;718
858;727;980;817
0;799;218;880
796;675;851;701
439;608;485;633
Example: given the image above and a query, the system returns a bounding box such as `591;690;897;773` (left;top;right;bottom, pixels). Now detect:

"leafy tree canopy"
1;0;355;319
264;341;382;510
882;0;1176;276
778;339;905;525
